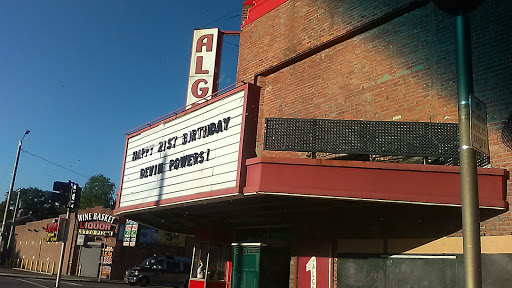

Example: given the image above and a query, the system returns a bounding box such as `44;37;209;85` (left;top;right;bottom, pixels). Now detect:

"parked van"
124;255;191;287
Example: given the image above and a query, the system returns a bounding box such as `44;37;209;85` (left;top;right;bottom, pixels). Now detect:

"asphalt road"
0;275;130;288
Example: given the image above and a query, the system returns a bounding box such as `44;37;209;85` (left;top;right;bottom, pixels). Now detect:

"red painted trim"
245;157;509;176
125;83;244;136
127;84;249;138
213;29;222;96
235;84;261;192
244;157;509;208
115;188;240;214
291;256;298;288
189;279;206;288
115;136;130;210
221;31;241;36
242;0;289;27
294;240;332;288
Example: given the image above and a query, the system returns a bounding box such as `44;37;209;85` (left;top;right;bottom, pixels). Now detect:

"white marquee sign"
118;89;247;210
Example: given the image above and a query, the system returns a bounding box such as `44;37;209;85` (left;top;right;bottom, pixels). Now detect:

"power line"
21;148;90;179
223;39;239;48
199;8;240;29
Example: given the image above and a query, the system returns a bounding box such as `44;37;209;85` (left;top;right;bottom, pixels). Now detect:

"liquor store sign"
44;219;59;242
77;212;117;237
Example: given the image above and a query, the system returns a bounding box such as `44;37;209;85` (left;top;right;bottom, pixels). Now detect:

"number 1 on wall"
306;256;317;288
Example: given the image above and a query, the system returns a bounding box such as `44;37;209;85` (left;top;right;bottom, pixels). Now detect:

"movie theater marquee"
118;89;246;209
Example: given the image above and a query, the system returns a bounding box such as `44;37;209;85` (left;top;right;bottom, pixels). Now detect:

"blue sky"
0;0;243;199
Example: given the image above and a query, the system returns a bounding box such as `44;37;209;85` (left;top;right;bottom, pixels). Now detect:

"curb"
0;268;125;284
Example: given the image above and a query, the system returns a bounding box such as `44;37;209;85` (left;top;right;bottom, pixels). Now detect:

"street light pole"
1;130;30;256
433;2;483;287
456;14;482;288
55;207;71;288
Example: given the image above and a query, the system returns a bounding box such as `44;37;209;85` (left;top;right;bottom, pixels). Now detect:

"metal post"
1;130;29;257
65;211;78;277
456;13;482;288
6;189;21;253
37;239;42;273
55;208;70;288
98;235;107;282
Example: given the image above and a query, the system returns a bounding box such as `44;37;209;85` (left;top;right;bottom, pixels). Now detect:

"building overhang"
244;157;509;209
113;157;508;235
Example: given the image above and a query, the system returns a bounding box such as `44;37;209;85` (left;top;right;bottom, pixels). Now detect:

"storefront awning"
244;157;509;209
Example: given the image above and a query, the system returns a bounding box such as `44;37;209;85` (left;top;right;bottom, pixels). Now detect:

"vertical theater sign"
186;28;222;107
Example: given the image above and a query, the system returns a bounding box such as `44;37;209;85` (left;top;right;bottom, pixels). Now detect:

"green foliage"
0;174;116;227
0;197;12;225
19;187;66;220
80;174;116;209
0;187;65;224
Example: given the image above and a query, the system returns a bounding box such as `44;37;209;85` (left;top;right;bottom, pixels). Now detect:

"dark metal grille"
501;112;512;150
265;118;462;158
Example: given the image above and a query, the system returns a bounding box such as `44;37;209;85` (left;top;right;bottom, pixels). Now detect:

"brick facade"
11;206;119;276
237;0;512;237
10;218;63;273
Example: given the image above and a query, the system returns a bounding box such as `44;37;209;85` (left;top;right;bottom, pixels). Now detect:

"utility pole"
55;208;71;288
1;130;29;260
6;189;22;253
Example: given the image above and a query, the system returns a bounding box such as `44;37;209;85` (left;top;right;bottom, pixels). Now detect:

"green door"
232;244;261;288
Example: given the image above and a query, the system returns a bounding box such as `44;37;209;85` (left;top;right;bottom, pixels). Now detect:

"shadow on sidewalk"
0;265;124;284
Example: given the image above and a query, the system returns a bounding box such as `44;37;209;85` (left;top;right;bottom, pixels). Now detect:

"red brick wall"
12;218;63;273
237;0;512;236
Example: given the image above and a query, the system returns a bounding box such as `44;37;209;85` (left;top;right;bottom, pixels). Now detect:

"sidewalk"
0;265;124;284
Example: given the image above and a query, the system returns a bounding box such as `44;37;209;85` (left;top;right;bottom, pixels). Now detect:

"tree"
80;174;116;209
0;196;13;228
0;187;65;224
19;187;66;220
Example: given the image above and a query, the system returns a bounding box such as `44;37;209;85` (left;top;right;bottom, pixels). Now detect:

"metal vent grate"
264;118;490;166
233;245;261;254
501;112;512;150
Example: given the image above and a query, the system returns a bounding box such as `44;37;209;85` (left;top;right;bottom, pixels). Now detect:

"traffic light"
49;191;67;206
53;181;71;206
53;180;81;210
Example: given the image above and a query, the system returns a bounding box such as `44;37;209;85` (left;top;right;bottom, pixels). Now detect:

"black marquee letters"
134;116;232;180
139;149;211;179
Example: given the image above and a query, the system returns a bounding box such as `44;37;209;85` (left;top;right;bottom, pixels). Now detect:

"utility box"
231;243;262;288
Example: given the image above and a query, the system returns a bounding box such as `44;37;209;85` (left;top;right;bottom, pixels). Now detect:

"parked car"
125;255;191;287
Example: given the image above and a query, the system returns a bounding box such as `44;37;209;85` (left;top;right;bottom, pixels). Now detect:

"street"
0;275;129;288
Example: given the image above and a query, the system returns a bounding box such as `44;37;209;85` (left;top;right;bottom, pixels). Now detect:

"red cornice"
242;0;289;27
244;157;509;209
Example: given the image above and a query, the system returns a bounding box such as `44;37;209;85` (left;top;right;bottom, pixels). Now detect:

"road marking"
17;278;50;288
61;281;82;286
16;277;83;287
